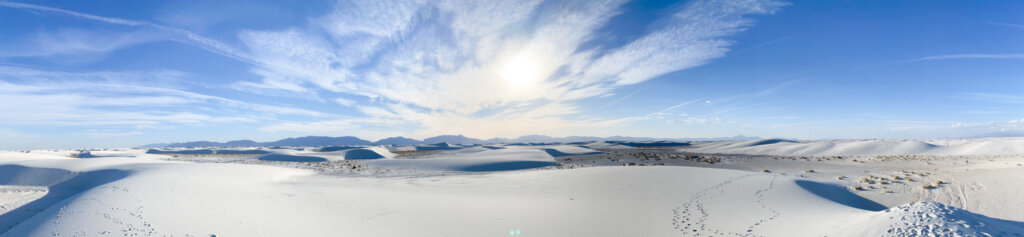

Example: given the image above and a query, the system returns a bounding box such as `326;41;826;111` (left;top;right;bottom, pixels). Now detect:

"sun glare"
497;52;540;88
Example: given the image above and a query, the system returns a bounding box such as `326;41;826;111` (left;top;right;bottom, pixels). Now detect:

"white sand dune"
1;155;1019;236
316;146;395;160
686;137;1024;156
539;145;602;157
839;201;1024;236
2;142;1023;236
0;185;47;218
583;141;633;149
366;146;557;172
414;143;463;151
256;153;331;162
143;146;396;162
146;148;270;155
253;147;396;162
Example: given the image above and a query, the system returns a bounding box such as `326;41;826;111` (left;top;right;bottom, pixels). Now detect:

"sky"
0;0;1022;149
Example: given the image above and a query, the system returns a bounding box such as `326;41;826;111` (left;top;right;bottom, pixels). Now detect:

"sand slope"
366;146;558;172
1;147;1022;236
686;137;1024;156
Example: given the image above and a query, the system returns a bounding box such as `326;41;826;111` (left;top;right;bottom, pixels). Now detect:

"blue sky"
1;0;1022;149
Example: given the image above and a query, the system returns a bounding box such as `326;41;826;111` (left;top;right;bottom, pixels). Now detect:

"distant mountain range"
140;134;761;148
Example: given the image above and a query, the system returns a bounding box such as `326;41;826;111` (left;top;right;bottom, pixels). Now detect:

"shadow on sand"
258;154;328;162
794;180;887;211
0;165;129;234
541;148;601;157
458;161;557;172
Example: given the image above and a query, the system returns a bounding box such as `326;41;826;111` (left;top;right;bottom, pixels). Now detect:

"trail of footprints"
49;185;157;237
673;175;779;237
745;177;779;235
101;186;156;237
672;175;750;236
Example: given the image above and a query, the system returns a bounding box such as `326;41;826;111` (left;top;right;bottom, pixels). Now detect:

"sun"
496;52;540;88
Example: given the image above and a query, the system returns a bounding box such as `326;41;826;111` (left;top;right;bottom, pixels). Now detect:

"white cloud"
690;117;724;125
242;0;784;137
0;1;145;26
334;98;356;107
0;67;329;127
566;0;786;87
0;1;264;67
261;117;403;134
75;129;144;138
0;29;164;57
321;0;421;38
906;54;1024;62
3;0;786;139
946;119;1024;131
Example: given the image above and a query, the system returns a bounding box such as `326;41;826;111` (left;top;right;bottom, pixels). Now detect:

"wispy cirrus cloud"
1;0;786;139
903;54;1024;62
0;1;262;66
0;1;145;26
0;66;329;127
236;0;785;138
981;20;1024;30
0;29;164;58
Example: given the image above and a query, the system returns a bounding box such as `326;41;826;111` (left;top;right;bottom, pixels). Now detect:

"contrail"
0;1;262;67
